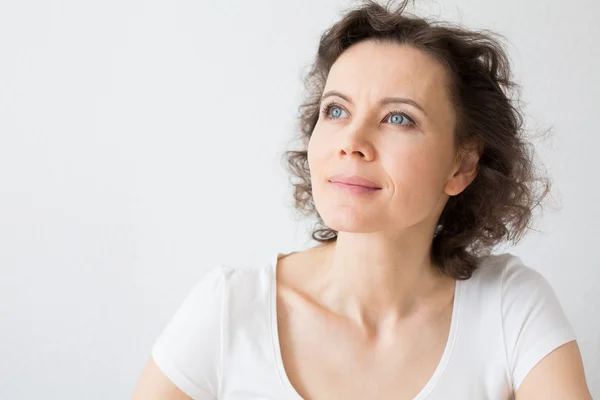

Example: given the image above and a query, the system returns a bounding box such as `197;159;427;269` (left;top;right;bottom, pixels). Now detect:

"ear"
444;141;483;196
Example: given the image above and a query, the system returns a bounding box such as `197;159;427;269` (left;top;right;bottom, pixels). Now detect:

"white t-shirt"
151;252;576;400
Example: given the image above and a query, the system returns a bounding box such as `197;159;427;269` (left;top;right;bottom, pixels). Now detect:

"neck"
310;227;454;335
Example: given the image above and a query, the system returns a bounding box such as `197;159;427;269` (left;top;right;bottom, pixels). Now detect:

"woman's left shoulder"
469;252;574;339
471;254;578;392
469;252;552;294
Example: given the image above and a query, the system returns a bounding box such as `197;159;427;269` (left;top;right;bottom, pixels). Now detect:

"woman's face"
308;40;472;236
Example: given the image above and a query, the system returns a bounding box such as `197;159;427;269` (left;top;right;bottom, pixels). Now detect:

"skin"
305;39;473;332
130;40;592;399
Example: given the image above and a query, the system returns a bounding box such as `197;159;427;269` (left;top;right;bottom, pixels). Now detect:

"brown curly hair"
281;0;550;279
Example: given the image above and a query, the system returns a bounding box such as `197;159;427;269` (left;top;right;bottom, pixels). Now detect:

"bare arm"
515;341;592;400
131;356;193;400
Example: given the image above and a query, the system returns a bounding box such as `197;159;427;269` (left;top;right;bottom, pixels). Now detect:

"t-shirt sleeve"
501;256;577;392
151;265;225;400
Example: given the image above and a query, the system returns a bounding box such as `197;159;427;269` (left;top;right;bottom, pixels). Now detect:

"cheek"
307;130;340;216
307;131;329;178
389;151;443;185
384;144;451;207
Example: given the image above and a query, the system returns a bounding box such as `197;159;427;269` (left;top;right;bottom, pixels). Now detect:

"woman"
132;1;593;398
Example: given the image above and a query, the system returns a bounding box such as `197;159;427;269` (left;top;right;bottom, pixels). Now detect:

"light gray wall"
0;0;598;398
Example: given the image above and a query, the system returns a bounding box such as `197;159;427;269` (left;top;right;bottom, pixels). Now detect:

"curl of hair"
281;0;550;279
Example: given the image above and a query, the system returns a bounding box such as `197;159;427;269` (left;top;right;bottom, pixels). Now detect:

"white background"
1;0;598;398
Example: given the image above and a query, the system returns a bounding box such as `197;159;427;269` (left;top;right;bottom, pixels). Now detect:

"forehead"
324;40;454;123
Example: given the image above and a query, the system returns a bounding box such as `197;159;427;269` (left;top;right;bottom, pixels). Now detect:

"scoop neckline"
269;251;463;400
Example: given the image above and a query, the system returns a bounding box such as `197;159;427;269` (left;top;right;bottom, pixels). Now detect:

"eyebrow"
320;90;428;118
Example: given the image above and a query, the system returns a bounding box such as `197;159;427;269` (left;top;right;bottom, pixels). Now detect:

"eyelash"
320;101;417;127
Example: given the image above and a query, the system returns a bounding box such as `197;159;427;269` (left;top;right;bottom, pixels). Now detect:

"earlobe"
444;171;462;196
444;177;463;196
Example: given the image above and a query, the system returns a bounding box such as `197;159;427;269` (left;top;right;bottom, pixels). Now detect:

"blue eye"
386;112;414;125
320;101;416;127
323;104;347;119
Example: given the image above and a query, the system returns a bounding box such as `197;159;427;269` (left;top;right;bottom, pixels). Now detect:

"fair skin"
131;40;592;399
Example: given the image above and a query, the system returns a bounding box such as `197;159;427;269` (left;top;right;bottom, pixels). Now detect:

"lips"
328;174;382;189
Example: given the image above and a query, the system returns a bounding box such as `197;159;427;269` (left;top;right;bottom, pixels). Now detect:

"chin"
320;211;382;233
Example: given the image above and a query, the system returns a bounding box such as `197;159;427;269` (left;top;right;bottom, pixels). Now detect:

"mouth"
327;175;382;194
327;174;382;189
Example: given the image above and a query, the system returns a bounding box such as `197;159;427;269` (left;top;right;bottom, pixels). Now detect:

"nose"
338;128;375;161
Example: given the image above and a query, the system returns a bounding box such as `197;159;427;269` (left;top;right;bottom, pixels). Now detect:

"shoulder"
188;254;275;293
469;253;576;391
468;252;570;328
153;253;276;340
219;254;276;296
150;254;277;399
468;252;552;295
